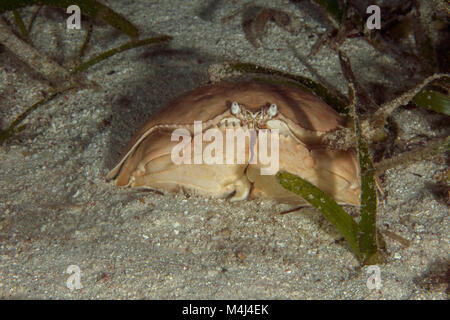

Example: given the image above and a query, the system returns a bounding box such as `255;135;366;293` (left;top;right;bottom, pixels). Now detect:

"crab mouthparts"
230;101;278;129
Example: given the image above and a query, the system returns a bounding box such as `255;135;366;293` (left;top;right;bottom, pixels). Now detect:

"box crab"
107;82;360;205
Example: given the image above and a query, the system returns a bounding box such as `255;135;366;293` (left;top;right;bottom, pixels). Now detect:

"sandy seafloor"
0;0;448;299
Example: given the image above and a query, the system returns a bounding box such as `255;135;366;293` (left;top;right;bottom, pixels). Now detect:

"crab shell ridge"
107;82;360;205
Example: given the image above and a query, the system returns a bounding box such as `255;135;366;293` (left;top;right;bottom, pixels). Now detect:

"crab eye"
231;101;241;115
268;103;278;117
